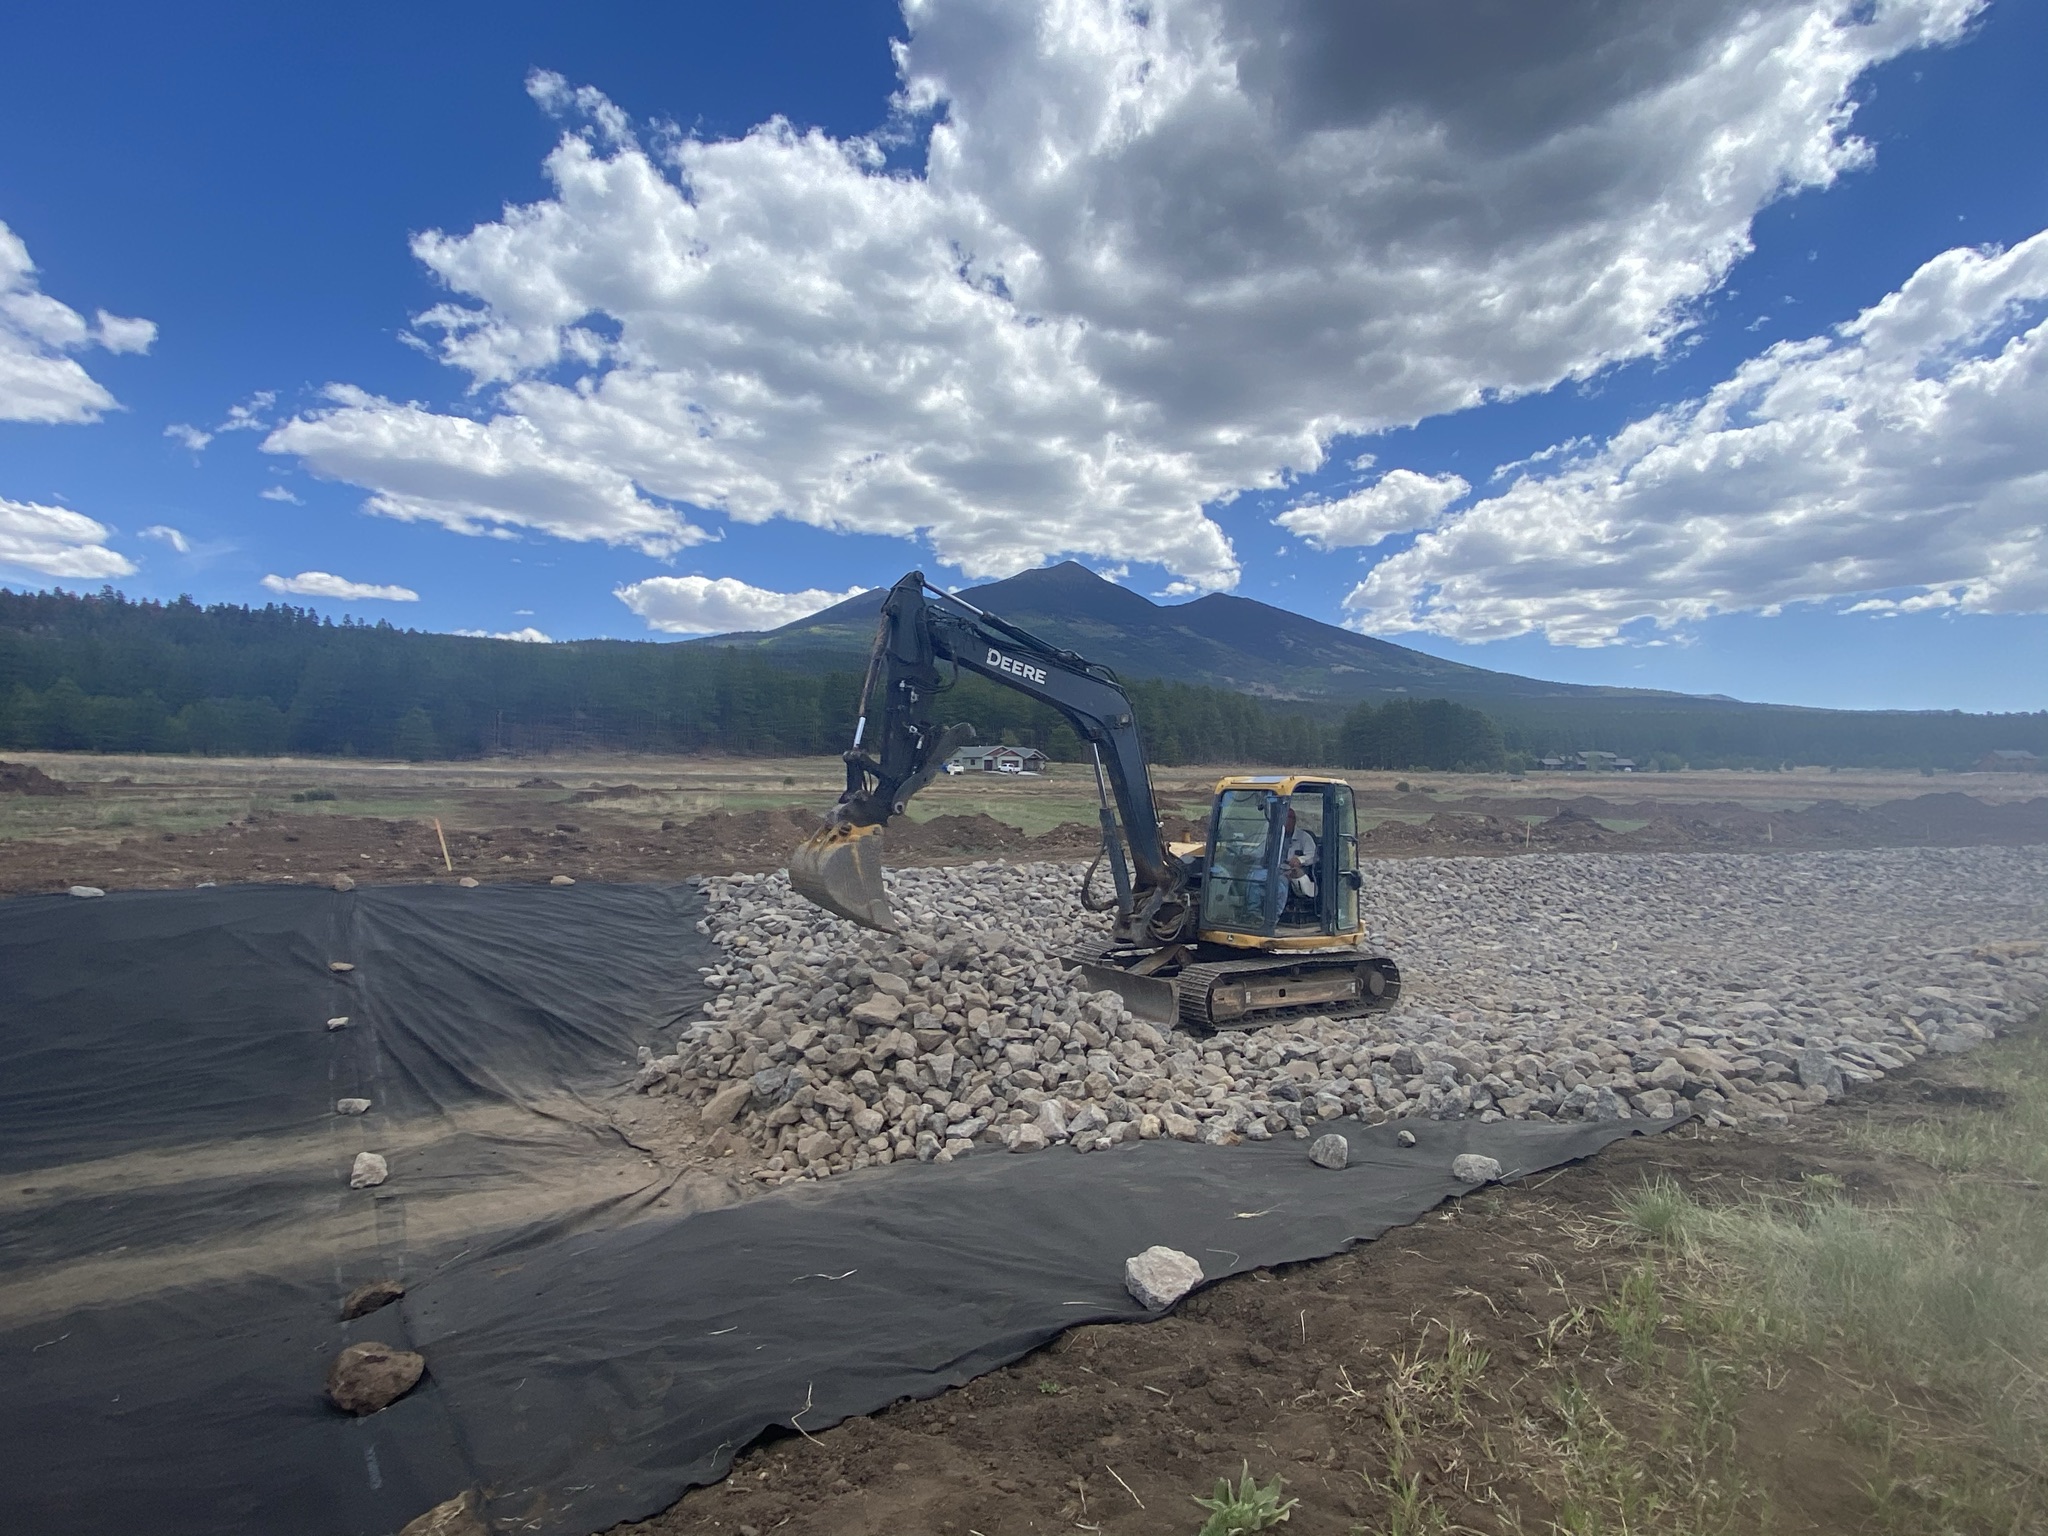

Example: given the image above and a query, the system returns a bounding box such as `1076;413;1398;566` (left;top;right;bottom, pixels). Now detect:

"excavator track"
1175;953;1401;1033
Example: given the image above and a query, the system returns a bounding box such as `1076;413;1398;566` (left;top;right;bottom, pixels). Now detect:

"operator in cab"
1284;805;1317;899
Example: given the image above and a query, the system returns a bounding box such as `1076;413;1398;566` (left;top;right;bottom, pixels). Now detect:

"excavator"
789;571;1401;1032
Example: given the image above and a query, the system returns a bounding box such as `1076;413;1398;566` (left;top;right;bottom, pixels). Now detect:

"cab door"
1199;788;1286;936
1324;781;1360;936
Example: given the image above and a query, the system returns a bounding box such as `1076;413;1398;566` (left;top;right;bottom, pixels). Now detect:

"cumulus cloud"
139;524;191;554
268;386;706;554
262;570;420;602
1277;469;1470;550
614;574;867;634
164;423;212;452
266;0;1975;589
0;220;155;424
0;497;137;578
259;485;301;503
1347;230;2048;645
454;625;553;642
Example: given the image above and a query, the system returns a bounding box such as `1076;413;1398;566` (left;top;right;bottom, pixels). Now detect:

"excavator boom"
789;571;1187;944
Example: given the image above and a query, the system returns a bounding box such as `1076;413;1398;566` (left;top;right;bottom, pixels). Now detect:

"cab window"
1200;789;1280;933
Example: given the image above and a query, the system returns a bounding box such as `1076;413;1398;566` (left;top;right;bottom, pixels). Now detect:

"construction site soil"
4;756;2045;1536
611;1045;2016;1536
0;758;2041;894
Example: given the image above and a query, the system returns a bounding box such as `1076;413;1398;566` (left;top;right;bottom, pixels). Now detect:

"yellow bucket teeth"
788;820;898;932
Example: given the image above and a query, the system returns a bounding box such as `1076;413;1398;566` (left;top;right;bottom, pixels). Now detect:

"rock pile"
635;847;2048;1184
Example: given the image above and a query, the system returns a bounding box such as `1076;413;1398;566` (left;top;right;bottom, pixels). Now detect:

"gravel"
639;847;2048;1186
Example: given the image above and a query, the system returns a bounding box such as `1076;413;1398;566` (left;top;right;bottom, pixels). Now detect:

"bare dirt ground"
0;751;2041;895
612;1030;2043;1536
6;752;2045;1536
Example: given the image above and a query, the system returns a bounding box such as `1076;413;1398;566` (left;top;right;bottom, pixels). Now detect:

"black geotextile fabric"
0;882;1673;1536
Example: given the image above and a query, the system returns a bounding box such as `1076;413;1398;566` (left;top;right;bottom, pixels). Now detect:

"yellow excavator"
789;571;1400;1032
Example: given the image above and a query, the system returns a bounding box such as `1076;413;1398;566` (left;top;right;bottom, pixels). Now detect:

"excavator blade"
789;820;900;932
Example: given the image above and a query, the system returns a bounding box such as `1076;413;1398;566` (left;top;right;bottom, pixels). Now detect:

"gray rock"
67;885;105;898
1124;1245;1204;1309
549;875;576;886
1010;1124;1047;1152
1647;1056;1686;1092
1796;1046;1846;1100
1308;1133;1349;1170
1452;1153;1502;1184
326;1016;351;1030
339;1278;405;1320
326;1341;425;1415
699;1080;751;1128
335;1098;372;1116
398;1488;488;1536
1396;1129;1418;1148
332;874;357;892
349;1152;389;1189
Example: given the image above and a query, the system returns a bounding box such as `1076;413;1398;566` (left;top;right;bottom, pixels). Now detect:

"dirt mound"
886;812;1031;855
572;783;648;801
517;776;564;789
0;761;70;795
664;806;826;864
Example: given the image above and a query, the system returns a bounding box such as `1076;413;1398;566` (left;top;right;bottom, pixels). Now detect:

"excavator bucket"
789;820;899;932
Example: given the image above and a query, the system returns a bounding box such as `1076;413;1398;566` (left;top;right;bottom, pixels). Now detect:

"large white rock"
1451;1153;1502;1185
1124;1245;1204;1309
350;1152;389;1189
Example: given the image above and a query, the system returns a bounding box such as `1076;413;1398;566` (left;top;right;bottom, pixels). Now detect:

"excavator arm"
790;571;1193;941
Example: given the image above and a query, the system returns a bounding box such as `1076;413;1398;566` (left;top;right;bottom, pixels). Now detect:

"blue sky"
2;0;2043;710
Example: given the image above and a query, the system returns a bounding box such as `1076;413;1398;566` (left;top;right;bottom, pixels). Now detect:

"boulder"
339;1278;406;1321
1308;1133;1349;1170
1124;1246;1204;1309
398;1489;487;1536
1796;1046;1845;1100
1010;1124;1048;1152
1451;1153;1503;1184
349;1152;389;1189
326;1341;425;1415
335;1098;371;1116
699;1080;752;1128
549;874;576;886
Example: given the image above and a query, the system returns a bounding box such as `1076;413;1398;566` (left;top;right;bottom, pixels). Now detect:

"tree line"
2;586;2040;772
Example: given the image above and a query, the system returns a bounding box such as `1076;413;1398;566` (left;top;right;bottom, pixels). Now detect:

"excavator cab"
1197;777;1361;945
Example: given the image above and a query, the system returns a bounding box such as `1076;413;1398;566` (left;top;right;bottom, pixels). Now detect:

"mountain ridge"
689;561;1695;706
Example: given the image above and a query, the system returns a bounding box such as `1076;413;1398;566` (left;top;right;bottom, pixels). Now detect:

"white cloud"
454;625;553;642
262;570;420;602
0;220;155;424
0;496;137;578
139;524;191;554
219;391;275;432
268;385;706;554
259;485;301;503
164;423;212;452
266;0;1976;590
1277;469;1470;550
614;574;867;634
1347;230;2048;645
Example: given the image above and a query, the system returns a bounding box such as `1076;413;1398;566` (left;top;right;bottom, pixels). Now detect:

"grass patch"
1617;1018;2048;1533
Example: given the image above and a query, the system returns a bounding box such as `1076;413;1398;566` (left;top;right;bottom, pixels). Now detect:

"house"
1980;749;2042;772
948;745;1050;775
